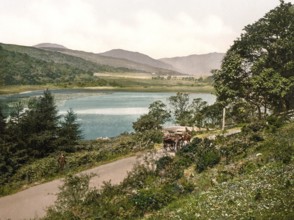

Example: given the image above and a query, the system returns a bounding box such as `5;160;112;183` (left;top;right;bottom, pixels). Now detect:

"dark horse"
163;133;191;152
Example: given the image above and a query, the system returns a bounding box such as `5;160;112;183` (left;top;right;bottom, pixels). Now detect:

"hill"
0;43;136;86
100;49;174;71
0;43;132;73
160;52;225;76
45;47;182;76
0;45;91;85
34;43;67;49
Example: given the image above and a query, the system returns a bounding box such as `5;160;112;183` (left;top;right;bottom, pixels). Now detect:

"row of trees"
132;92;225;145
0;90;82;185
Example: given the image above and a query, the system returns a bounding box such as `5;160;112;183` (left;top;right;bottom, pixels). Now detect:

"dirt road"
0;156;139;220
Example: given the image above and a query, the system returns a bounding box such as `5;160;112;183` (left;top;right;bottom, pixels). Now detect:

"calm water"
3;90;216;139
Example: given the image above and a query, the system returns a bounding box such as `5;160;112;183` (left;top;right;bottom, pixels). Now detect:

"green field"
0;73;214;94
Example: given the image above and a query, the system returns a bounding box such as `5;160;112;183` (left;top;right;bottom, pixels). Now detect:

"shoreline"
0;85;215;96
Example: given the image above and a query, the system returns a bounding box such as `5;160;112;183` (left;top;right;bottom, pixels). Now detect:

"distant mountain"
3;42;223;78
100;49;174;71
160;53;225;76
46;48;181;75
33;44;221;76
34;43;67;49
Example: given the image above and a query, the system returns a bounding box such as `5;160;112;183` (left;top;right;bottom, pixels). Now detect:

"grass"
195;127;242;139
145;123;294;220
0;135;145;196
0;74;215;95
1;151;137;196
0;85;61;95
147;161;294;220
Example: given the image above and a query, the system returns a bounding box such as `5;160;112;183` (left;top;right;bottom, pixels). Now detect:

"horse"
163;131;192;152
163;134;184;152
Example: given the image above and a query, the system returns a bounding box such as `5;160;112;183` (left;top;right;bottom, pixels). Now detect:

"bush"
267;123;294;164
196;149;221;172
183;138;221;173
135;129;164;148
122;164;155;189
132;187;173;214
155;156;173;174
45;174;94;220
177;137;202;166
242;121;267;133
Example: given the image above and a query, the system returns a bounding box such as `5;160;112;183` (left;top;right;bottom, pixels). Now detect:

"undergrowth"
0;133;145;196
43;122;294;219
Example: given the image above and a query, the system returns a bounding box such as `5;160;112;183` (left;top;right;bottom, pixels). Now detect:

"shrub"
266;114;287;132
122;164;155;189
177;137;202;166
242;121;266;133
184;138;221;173
46;174;93;220
196;149;221;172
155;156;173;174
267;123;294;164
132;188;172;214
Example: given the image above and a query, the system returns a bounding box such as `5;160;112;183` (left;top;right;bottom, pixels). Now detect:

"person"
58;153;66;170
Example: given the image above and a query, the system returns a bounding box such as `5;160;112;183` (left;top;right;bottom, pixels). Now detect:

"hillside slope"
100;49;174;71
34;43;67;49
0;45;85;85
45;48;182;75
0;43;130;73
40;122;294;219
0;43;139;86
160;52;225;76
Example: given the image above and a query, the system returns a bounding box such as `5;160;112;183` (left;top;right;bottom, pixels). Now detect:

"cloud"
90;10;236;58
0;0;240;57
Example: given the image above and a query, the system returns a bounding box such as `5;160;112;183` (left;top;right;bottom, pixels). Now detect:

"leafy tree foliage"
168;93;223;128
189;98;208;128
168;92;191;125
213;1;294;118
133;101;171;146
133;101;170;132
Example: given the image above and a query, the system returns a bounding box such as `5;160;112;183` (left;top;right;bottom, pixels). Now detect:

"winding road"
0;156;140;220
0;129;240;220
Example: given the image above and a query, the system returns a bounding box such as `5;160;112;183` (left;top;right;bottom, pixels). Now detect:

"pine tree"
58;108;82;150
19;89;60;157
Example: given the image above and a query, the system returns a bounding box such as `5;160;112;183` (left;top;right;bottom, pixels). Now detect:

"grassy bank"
0;134;148;196
0;85;62;95
43;122;294;219
0;74;214;95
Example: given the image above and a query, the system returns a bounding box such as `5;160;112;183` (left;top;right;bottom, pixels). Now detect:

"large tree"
213;1;294;118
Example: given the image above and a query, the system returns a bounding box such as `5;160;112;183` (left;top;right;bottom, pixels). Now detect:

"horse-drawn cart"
163;128;191;152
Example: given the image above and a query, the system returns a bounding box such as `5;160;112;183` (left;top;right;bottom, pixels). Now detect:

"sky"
0;0;293;58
